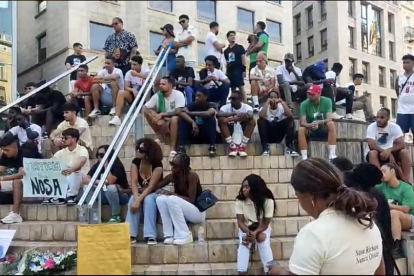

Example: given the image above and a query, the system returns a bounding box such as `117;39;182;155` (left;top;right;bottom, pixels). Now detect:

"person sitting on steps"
69;64;94;118
169;55;196;105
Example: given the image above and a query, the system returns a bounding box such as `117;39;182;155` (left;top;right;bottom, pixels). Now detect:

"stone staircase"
0;115;411;274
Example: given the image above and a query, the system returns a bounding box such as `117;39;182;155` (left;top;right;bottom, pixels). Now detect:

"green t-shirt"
375;181;414;215
250;34;269;63
299;96;332;124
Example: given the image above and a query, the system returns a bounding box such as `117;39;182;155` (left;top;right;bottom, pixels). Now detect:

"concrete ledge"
402;231;414;274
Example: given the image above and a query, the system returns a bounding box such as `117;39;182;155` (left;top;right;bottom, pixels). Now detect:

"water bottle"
198;226;205;243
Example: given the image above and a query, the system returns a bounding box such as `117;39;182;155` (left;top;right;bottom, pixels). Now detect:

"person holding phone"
235;174;276;275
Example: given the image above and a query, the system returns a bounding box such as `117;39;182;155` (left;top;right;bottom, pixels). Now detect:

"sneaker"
169;151;177;158
164;237;174;245
43;198;65;205
228;145;238;157
331;112;343;120
173;234;193;245
88;109;101;119
109;116;122;126
345;113;353;120
41;198;51;205
329;154;338;161
285;147;300;157
130;237;137;244
208;146;216;157
41;132;49;139
238;145;248;157
177;146;186;154
147;238;158;245
253;105;260;113
66;196;77;206
393;239;405;257
1;212;23;224
108;215;121;223
109;107;116;116
262;145;270;156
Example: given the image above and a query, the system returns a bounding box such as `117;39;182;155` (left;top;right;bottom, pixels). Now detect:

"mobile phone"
267;260;279;268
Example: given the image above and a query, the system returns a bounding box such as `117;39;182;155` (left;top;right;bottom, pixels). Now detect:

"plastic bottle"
198;226;205;243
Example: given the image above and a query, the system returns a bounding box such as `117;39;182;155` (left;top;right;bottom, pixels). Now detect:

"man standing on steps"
245;21;269;70
224;31;246;101
65;42;86;92
205;22;226;69
297;84;337;160
175;14;197;70
396;54;414;144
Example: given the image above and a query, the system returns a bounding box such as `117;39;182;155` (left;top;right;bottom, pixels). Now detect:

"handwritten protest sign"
22;158;68;199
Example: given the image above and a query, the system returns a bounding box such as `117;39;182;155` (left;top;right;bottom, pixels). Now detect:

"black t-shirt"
65;54;87;81
224;44;245;73
132;158;163;187
0;150;24;176
169;67;195;92
87;159;129;189
35;90;67;109
187;102;217;125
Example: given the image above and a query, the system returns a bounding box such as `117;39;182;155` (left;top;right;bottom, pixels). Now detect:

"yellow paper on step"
77;223;131;275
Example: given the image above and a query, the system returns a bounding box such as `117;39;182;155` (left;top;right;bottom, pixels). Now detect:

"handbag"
194;189;218;212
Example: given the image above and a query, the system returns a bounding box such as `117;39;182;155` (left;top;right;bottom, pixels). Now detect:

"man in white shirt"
396;54;414;141
258;91;298;157
143;76;185;157
89;56;124;119
109;55;150;125
205;21;225;69
175;14;197;70
4;114;42;154
276;53;306;109
217;91;256;157
366;108;411;182
198;55;230;108
250;52;277;112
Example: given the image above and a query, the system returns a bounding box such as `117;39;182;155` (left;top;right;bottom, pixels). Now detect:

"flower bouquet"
18;250;77;275
0;254;22;275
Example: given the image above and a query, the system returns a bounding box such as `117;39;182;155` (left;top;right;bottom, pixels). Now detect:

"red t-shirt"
74;76;94;92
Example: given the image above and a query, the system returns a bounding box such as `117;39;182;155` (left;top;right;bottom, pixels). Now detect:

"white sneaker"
332;112;343;120
109;107;116;116
164;237;174;245
109;116;122;126
345;113;353;120
173;234;193;245
329;154;338;160
1;212;23;224
88;109;101;119
253;105;261;113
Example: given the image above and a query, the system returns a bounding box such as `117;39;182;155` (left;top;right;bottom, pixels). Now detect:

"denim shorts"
396;113;414;133
101;86;113;107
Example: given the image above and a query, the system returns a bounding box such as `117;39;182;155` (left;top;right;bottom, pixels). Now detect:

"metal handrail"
77;47;170;214
0;56;98;114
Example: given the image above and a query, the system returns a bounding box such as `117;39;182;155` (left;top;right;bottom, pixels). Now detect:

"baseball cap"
284;53;294;62
307;84;322;96
160;24;174;31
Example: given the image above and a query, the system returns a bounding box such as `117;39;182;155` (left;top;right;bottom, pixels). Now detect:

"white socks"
252;96;259;106
328;145;337;159
300;150;308;160
241;136;249;147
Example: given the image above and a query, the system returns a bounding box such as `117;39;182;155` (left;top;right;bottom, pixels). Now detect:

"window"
348;27;354;48
37;33;47;62
348;1;353;17
390;69;397;90
409;46;413;54
389;41;394;61
294;14;301;35
380;96;387;108
197;42;206;65
197;1;216;22
320;28;327;51
308;36;314;57
307;5;313;28
0;86;5;104
388;13;394;33
148;1;172;12
0;66;4;81
349;58;355;80
407;16;411;27
372;9;382;57
361;4;368;52
296;42;302;62
267;20;282;43
391;98;397;118
379;66;385;87
362;61;369;83
237;8;254;33
89;22;113;51
38;0;46;13
149;32;164;56
320;1;327;21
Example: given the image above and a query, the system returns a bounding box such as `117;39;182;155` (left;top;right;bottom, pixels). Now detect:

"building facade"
0;1;15;105
16;0;293;94
402;1;414;55
293;0;403;119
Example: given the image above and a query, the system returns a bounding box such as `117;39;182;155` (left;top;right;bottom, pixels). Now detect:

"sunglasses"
136;147;146;154
61;136;71;140
96;152;105;158
179;20;186;24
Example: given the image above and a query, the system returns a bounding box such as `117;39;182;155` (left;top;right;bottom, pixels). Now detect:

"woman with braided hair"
152;152;205;245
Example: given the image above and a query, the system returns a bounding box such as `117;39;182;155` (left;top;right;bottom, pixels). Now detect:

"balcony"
405;26;414;43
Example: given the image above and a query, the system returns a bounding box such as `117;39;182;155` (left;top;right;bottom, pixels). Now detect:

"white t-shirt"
250;65;275;88
266;103;285;122
205;31;221;60
276;64;302;93
9;124;42;153
289;209;382;275
220;103;253;118
204;69;228;89
325;70;340;87
176;25;197;63
124;67;150;89
145;89;186;113
97;67;124;90
397;72;414;114
366;121;403;154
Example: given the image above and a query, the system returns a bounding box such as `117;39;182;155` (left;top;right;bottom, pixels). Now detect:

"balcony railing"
405;26;414;43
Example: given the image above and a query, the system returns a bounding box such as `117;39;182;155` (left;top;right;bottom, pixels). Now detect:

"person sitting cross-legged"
366;108;412;183
217;91;256;157
69;64;94;118
143;76;185;158
4;113;42;154
177;85;218;157
297;84;337;160
169;55;195;104
257;91;298;157
109;55;150;126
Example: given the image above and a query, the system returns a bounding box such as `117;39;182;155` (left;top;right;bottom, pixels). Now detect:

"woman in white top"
236;174;276;275
269;158;385;275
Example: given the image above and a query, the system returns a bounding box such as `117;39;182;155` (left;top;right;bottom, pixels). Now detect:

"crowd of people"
1;13;414;275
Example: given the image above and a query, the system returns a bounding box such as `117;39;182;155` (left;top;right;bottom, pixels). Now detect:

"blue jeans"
125;193;158;239
184;86;195;105
207;82;230;108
